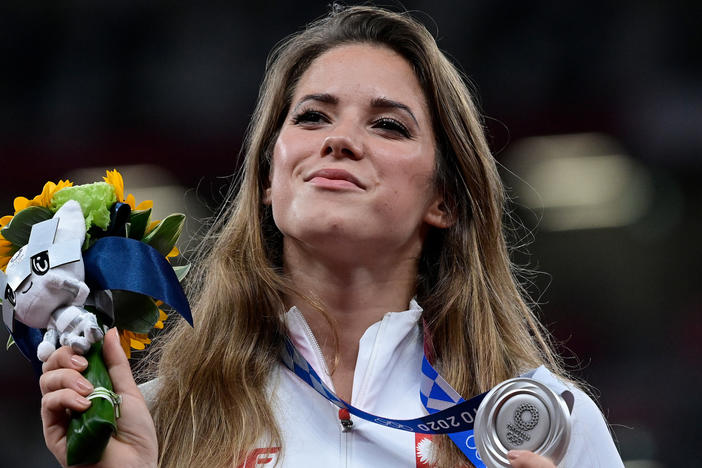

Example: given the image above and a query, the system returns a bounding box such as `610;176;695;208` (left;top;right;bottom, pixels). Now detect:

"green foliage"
128;208;152;240
111;290;159;333
0;206;53;247
142;213;185;257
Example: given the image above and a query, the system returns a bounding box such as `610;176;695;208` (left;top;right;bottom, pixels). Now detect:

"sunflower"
153;302;169;329
13;179;73;213
1;179;73;271
103;169;153;211
118;330;152;359
0;218;15;272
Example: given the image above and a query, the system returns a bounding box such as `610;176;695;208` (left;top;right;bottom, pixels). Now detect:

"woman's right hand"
40;328;158;468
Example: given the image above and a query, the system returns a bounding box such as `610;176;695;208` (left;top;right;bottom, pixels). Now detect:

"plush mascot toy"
2;200;103;362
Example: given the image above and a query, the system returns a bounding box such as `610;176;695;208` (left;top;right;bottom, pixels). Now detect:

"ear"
424;196;454;229
262;162;273;206
53;200;86;244
262;185;272;206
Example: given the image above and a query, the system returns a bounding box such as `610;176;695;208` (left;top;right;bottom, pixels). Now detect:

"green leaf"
112;290;159;333
6;335;15;350
172;264;191;282
142;213;185;257
127;208;151;240
1;206;53;247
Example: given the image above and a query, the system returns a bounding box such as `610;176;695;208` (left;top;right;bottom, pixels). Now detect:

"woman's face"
266;44;450;262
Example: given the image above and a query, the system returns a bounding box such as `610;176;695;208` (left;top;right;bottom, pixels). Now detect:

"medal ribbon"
421;355;486;467
281;337;487;464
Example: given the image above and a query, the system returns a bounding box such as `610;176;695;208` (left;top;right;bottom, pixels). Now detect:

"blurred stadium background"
1;1;699;467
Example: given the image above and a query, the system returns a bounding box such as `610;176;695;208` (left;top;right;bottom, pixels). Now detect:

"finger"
508;450;556;468
40;388;91;467
102;328;140;398
41;388;92;430
39;368;94;396
41;345;88;374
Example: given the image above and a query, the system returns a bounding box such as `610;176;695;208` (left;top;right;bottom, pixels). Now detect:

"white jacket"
142;301;624;467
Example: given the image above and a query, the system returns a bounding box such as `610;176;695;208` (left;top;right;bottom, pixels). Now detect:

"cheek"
382;155;436;197
272;127;309;164
267;144;285;201
269;138;299;192
268;166;292;204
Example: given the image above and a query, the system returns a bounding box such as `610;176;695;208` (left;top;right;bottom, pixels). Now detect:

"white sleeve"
527;366;624;468
558;386;624;468
138;377;160;413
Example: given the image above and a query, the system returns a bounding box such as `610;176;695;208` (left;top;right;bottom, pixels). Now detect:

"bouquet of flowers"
0;170;192;465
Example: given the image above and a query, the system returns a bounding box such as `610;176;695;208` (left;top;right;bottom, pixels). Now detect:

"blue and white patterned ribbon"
421;356;486;467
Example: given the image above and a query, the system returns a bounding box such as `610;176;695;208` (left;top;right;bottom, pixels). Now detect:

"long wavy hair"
148;5;564;467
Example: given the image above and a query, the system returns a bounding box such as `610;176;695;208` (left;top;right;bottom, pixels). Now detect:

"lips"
305;168;365;189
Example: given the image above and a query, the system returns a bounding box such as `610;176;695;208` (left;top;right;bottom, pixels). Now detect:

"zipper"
295;308;394;468
294;309;351;466
338;408;353;432
295;307;330;376
342;421;350;468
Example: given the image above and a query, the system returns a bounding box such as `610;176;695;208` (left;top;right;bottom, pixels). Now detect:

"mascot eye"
30;251;50;275
4;285;15;307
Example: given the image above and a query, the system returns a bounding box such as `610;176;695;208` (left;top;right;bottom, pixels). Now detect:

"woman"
39;5;622;467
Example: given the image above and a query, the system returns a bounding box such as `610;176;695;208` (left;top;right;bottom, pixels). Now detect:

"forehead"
293;44;430;117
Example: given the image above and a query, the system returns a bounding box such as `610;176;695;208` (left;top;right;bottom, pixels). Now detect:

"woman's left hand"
507;450;556;468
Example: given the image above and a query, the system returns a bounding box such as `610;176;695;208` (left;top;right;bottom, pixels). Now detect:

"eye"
372;118;411;138
4;285;15;307
30;251;50;275
292;110;329;125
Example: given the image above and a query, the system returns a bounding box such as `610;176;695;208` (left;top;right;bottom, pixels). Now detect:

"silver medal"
474;377;572;467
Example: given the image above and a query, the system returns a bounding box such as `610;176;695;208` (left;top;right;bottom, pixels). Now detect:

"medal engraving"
506;403;540;445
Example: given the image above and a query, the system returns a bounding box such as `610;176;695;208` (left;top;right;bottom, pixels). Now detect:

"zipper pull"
338;408;353;432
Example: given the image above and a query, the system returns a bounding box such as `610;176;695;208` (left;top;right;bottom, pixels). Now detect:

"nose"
320;134;363;160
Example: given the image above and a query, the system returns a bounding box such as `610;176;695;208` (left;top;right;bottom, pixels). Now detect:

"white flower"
416;437;434;465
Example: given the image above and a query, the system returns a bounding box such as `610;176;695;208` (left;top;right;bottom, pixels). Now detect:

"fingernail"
76;379;93;393
507;451;521;460
76;396;91;406
71;355;88;367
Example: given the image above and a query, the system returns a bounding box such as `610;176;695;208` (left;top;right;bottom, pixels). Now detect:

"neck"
283;240;418;400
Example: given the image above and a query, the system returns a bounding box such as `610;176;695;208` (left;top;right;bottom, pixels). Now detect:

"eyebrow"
291;93;419;126
292;93;338;114
370;97;418;126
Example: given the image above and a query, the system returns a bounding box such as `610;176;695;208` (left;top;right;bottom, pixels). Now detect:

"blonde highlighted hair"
148;5;564;467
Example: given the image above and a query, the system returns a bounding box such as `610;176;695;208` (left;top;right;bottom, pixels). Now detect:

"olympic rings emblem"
373;418;413;431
